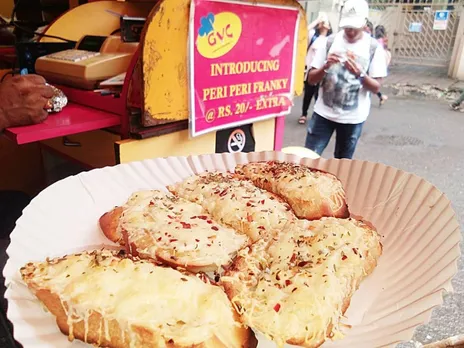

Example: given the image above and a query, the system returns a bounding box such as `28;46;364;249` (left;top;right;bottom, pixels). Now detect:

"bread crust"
167;172;296;243
221;218;382;348
99;191;249;273
99;207;124;244
235;161;350;220
21;250;257;348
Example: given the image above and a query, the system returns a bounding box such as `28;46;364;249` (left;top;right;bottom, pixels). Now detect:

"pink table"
4;103;121;145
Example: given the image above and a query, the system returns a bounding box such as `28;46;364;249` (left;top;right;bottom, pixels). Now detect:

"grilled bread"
235;161;349;220
221;218;382;348
167;172;295;242
20;249;257;348
99;190;249;273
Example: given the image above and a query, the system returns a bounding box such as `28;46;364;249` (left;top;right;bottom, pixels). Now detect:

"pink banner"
189;0;299;137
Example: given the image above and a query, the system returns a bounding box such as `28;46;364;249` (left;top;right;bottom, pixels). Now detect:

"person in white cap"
305;0;387;159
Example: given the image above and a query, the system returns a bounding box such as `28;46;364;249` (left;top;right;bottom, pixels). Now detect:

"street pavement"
283;94;464;346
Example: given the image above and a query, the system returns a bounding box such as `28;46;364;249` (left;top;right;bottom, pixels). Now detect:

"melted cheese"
22;250;243;347
168;173;295;242
221;218;382;347
236;162;347;218
118;190;248;270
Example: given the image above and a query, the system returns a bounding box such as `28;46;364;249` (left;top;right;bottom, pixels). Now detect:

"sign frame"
188;0;300;137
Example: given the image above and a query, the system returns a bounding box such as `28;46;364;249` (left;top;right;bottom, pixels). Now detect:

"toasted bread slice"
99;190;249;273
235;161;349;220
167;172;296;242
21;249;257;348
221;217;382;348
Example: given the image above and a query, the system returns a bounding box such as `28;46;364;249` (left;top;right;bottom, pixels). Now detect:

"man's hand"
323;53;342;71
0;75;54;130
344;57;362;77
308;53;342;85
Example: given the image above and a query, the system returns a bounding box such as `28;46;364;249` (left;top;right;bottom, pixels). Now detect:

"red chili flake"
285;279;292;286
207;244;212;247
190;216;197;219
273;303;281;312
260;200;265;205
292;287;298;293
290;254;297;263
198;215;208;220
246;202;252;207
352;248;358;255
247;214;253;222
169;239;178;242
180;222;191;229
167;215;174;219
195;239;200;242
219;189;228;197
342;255;348;261
257;226;265;230
207;220;213;224
149;201;155;206
211;226;219;231
156;237;162;242
298;261;310;267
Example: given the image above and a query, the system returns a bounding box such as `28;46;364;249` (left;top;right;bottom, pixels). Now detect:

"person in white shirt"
300;15;332;124
305;0;387;159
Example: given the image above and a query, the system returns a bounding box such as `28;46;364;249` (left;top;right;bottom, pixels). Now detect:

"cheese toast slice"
235;161;349;220
167;172;295;242
21;250;257;348
99;190;249;273
221;218;382;348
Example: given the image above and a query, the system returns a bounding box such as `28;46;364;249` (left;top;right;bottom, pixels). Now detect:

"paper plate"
3;151;461;348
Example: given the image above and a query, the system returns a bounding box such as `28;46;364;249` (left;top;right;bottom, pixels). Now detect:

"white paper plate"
3;151;461;348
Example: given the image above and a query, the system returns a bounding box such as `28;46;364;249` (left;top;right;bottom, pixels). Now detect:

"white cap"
339;0;369;29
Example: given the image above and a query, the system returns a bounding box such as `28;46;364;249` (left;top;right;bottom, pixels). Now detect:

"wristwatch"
358;72;366;82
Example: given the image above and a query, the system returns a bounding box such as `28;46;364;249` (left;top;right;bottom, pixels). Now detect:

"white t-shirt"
310;31;388;124
304;36;325;81
304;29;317;76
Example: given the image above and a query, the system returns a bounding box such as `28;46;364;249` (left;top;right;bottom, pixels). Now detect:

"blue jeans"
304;112;364;159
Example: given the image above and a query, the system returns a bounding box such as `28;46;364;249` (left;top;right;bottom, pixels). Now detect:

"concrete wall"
449;7;464;80
299;0;342;32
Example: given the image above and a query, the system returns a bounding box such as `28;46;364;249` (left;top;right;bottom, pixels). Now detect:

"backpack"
325;34;378;73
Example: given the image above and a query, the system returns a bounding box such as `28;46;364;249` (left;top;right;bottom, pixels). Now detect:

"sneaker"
450;104;461;111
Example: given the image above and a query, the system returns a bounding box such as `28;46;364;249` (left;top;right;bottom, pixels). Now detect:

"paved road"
284;95;464;346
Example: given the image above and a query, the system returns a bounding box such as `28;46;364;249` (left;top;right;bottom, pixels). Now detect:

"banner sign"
189;0;299;137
